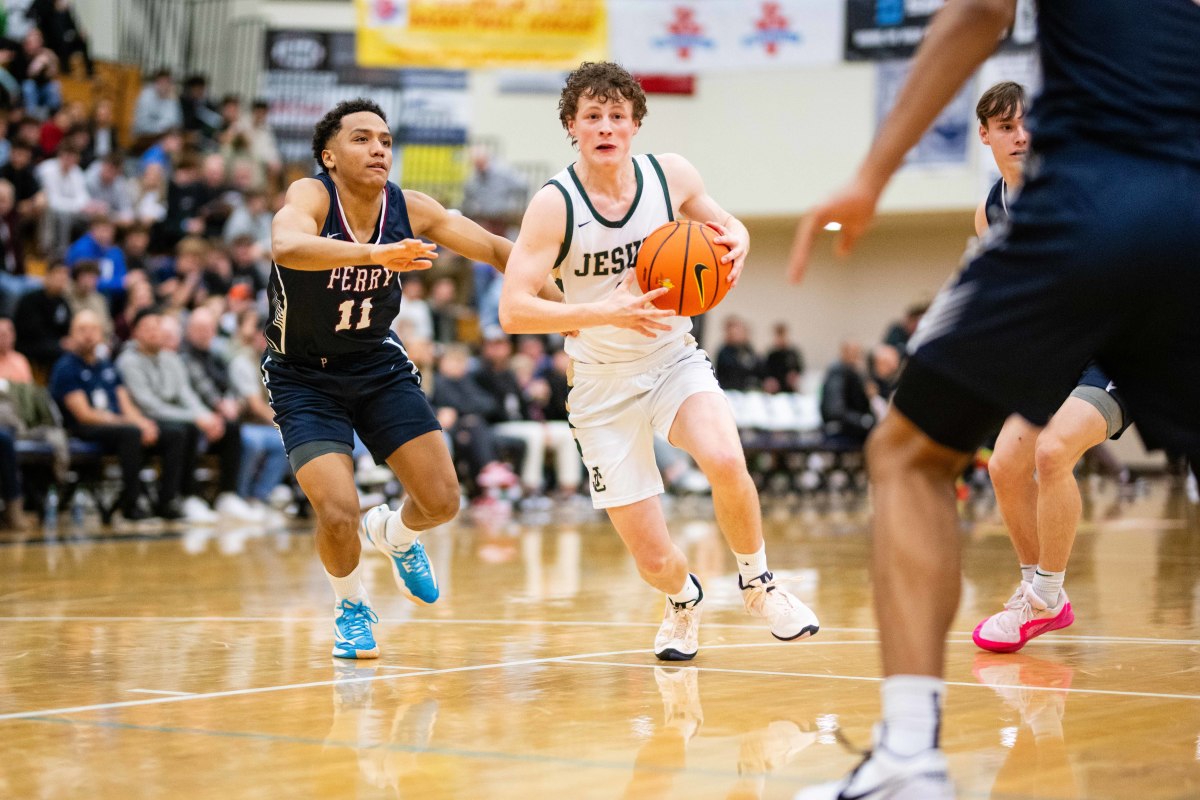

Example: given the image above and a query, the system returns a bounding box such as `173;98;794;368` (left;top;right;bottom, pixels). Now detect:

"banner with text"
356;0;608;70
609;0;843;74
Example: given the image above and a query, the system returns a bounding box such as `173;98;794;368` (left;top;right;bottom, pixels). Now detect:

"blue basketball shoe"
361;504;439;605
332;598;380;659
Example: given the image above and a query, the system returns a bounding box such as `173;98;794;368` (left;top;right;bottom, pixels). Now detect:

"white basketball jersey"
548;153;692;365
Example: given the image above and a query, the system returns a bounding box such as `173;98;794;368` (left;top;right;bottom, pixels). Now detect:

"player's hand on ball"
606;270;675;337
371;239;439;272
705;221;747;288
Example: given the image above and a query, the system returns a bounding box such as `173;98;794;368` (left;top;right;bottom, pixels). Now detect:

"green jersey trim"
567;159;645;229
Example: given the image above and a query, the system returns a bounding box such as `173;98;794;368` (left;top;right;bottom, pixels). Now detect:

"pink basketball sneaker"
973;583;1074;653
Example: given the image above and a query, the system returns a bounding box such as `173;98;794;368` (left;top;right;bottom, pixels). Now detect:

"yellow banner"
357;0;608;70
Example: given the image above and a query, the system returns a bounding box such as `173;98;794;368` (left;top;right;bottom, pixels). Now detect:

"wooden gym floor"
2;481;1198;799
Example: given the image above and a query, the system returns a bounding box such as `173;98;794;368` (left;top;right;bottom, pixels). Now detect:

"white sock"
667;573;700;608
327;563;368;604
384;503;420;550
879;675;945;757
733;544;770;586
1020;564;1037;585
1032;568;1066;608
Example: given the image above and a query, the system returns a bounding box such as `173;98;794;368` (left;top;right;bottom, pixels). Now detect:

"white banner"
609;0;843;74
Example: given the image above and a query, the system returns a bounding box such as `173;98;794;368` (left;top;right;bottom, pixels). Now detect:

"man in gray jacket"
115;307;251;522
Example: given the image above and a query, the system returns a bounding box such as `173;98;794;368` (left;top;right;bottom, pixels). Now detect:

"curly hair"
311;98;388;173
558;61;647;146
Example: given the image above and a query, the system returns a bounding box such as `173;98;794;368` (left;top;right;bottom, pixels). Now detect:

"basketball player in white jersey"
500;61;819;661
972;81;1129;654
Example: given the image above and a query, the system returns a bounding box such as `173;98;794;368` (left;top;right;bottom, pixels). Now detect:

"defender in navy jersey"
267;98;559;660
790;2;1200;798
971;81;1131;658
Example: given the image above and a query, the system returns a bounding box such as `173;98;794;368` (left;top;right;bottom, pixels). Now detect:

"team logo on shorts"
591;467;606;493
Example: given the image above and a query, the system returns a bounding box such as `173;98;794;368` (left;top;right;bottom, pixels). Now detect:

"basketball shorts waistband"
570;337;699;380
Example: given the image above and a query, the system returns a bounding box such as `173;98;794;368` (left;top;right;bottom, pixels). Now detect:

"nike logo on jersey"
326;232;342;239
694;263;710;308
577;220;592;228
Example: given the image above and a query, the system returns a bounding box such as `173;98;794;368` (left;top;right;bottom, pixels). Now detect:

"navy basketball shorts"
893;141;1200;459
261;338;441;467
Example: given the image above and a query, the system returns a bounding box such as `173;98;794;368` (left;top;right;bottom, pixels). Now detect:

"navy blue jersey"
984;178;1009;228
266;173;413;362
1031;0;1200;165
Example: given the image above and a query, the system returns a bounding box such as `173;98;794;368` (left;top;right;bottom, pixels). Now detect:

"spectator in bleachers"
715;315;761;391
137;128;181;178
37;102;70;156
196;152;231;239
762;321;805;394
33;142;88;252
433;343;517;495
215;93;240;143
0;316;32;382
393;276;434;343
428;275;464;343
88;98;118;160
179;74;221;148
66;215;126;295
157;235;207;311
221;189;270;249
13;257;69;373
516;333;551;375
198;244;233;299
115;307;248;522
1;142;43;224
461;146;527;231
226;234;266;298
111;272;152;344
11;117;40;151
244;99;281;189
50;309;186;521
226;308;288;516
120;223;152;275
156;155;204;250
63;258;111;337
29;0;91;76
132;68;182;143
84;153;134;227
820;339;875;446
176;305;267;520
133;161;166;227
4;0;36;41
0;48;20;110
869;343;902;406
18;27;59;118
476;328;580;501
883;301;928;352
0;427;27;529
0;178;35;312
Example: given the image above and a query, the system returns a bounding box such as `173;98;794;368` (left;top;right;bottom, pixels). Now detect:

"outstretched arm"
271;178;437;272
406;189;563;302
787;0;1017;284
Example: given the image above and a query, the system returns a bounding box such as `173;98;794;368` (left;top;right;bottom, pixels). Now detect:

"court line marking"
557;659;1200;702
1;616;1197;646
5;637;1197;722
127;689;195;696
10;715;815;786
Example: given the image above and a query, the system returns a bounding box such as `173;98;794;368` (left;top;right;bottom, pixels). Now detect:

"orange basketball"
636;220;733;316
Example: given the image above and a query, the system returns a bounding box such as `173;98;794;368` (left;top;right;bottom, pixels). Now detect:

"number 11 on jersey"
335;298;374;331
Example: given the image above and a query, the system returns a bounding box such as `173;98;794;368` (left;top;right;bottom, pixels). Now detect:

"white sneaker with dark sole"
654;574;703;661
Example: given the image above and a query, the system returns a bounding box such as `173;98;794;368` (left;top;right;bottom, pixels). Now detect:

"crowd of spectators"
712;311;913;446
